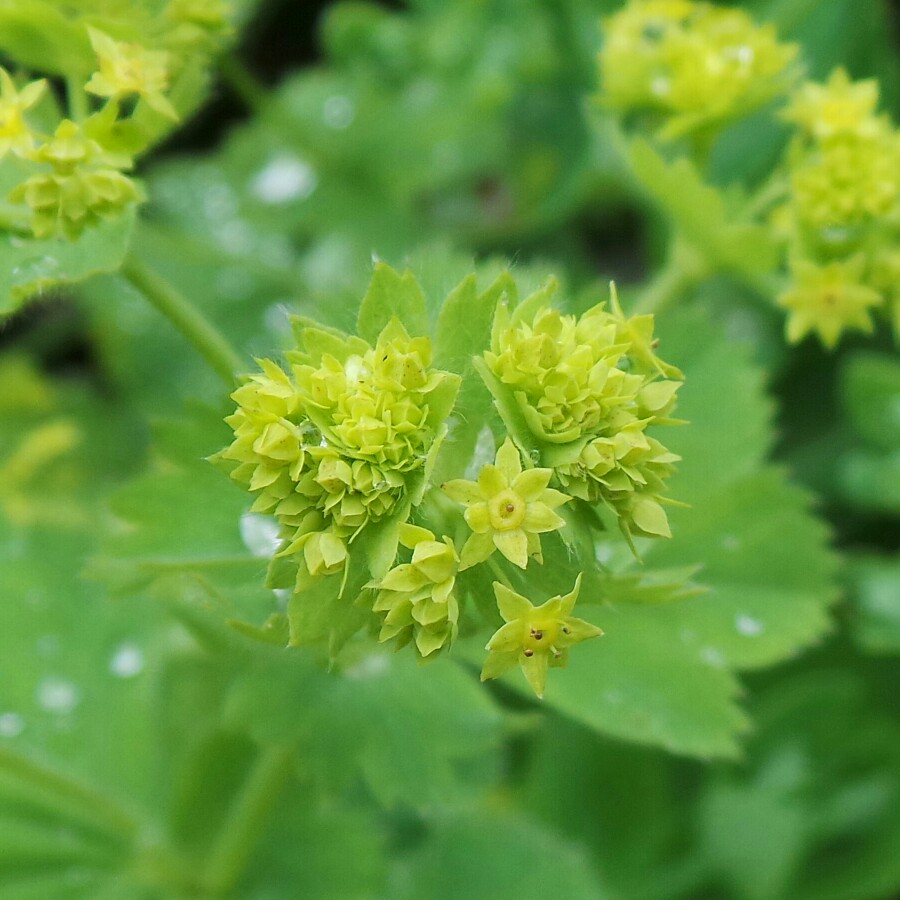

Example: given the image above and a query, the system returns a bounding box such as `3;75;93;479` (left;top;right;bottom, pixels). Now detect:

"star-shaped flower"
442;438;570;570
85;28;178;120
0;68;46;159
481;575;602;698
783;68;881;141
778;255;883;349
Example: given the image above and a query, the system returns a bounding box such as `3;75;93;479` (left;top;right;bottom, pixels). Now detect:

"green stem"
66;74;89;121
201;744;296;896
634;237;707;316
121;253;243;386
0;745;141;843
487;557;515;591
218;53;269;114
741;173;790;222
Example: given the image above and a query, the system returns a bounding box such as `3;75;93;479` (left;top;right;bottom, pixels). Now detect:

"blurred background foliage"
0;0;898;898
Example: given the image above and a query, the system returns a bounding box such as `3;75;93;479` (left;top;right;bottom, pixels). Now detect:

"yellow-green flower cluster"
371;525;460;657
775;69;900;346
165;0;234;52
483;287;682;540
598;0;798;142
1;4;235;242
9;120;141;240
218;319;460;588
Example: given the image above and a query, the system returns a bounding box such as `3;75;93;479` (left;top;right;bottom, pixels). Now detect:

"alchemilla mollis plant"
214;265;682;695
0;0;896;898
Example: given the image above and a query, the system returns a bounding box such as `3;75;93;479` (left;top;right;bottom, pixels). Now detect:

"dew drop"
36;634;60;658
0;712;25;738
701;647;726;668
251;155;317;204
240;512;281;558
37;677;80;715
735;613;764;637
109;642;144;679
650;76;671;96
323;95;355;129
344;654;390;680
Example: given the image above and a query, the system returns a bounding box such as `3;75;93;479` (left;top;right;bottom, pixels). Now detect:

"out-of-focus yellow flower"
0;69;46;159
9;119;141;240
779;255;883;349
85;28;178;120
599;0;799;141
782;68;881;141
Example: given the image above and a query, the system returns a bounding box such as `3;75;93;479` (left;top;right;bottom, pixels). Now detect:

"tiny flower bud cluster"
598;0;798;143
775;69;900;347
218;318;459;594
370;524;460;657
483;285;683;542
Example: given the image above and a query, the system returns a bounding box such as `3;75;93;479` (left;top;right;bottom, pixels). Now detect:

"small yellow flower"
442;437;569;570
0;68;46;159
85;28;178;120
481;575;602;698
783;68;881;141
779;255;883;349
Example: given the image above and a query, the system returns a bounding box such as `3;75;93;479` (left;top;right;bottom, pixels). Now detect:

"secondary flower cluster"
0;2;232;241
481;286;683;544
218;267;683;698
774;69;900;347
598;0;798;143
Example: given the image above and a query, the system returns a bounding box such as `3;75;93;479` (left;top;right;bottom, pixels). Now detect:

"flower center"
522;617;562;655
487;489;526;530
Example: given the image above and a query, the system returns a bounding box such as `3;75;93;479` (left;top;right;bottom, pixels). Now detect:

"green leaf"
394;808;611;900
357;262;428;342
224;651;503;808
433;272;510;375
0;3;93;76
0;210;136;319
627;139;779;277
643;309;838;671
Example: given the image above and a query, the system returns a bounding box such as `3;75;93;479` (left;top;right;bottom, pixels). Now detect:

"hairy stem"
201;744;296;896
121;253;243;386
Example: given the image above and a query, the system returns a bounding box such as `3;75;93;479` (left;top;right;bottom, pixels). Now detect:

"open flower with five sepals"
442;437;569;570
370;524;460;657
481;575;602;698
